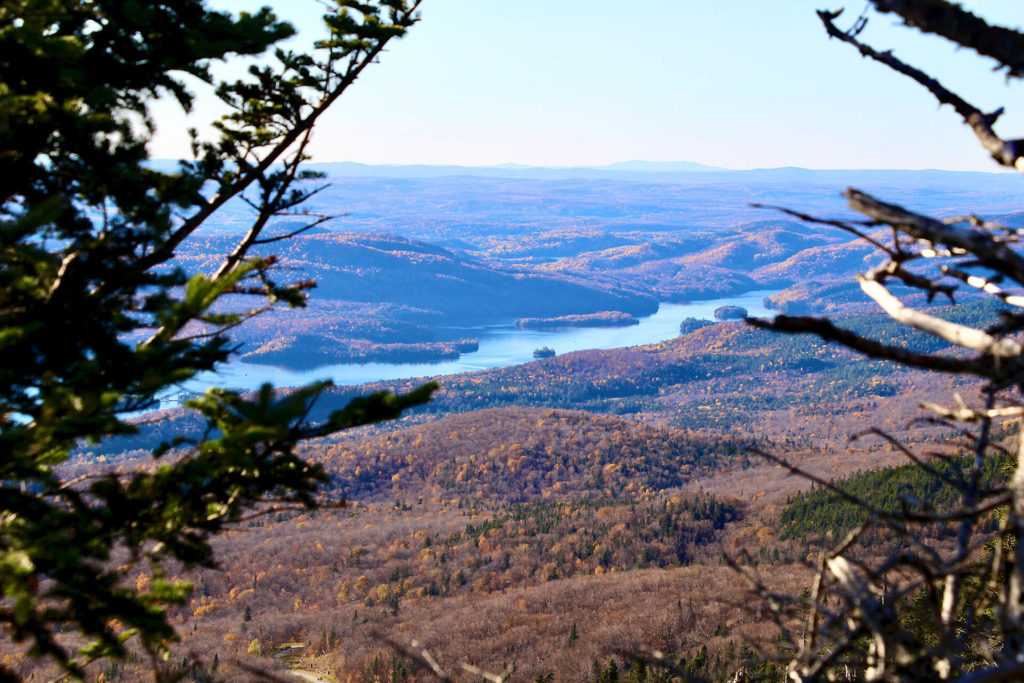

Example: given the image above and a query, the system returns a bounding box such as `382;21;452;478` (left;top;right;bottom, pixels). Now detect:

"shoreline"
165;289;779;406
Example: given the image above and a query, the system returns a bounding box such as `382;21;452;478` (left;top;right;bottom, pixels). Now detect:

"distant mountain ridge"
298;163;1024;190
147;158;1020;190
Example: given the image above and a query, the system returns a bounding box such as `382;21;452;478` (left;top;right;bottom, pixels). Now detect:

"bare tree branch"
942;266;1024;307
746;315;991;375
818;10;1024;172
858;275;1021;356
844;189;1024;282
870;0;1024;79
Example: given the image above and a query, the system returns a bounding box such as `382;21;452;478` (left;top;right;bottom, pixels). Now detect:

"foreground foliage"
0;0;429;678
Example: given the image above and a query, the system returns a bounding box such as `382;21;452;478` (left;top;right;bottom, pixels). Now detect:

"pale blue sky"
150;1;1024;170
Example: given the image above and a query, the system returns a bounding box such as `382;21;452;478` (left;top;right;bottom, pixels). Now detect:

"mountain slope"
313;407;755;502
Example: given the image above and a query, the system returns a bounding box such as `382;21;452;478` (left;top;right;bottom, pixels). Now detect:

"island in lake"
243;337;480;368
516;310;639;330
713;305;748;321
533;346;556;358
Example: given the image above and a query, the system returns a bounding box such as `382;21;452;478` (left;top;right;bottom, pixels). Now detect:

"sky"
149;1;1024;171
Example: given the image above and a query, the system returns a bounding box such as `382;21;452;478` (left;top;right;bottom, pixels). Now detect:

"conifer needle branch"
152;0;423;263
211;126;317;283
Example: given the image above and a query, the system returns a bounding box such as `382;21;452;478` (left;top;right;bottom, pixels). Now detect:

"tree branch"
858;274;1021;357
844;189;1024;283
746;315;991;375
148;1;423;265
819;10;1024;172
870;0;1024;79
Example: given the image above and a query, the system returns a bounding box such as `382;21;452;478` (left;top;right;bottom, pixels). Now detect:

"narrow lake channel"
179;290;778;396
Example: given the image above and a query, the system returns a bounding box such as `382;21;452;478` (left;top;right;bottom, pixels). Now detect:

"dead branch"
818;10;1024;173
869;0;1024;79
858;275;1021;357
844;189;1024;283
746;315;992;376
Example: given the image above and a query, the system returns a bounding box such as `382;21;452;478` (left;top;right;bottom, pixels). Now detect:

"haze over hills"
160;164;1023;366
185;166;1024;242
152;157;1023;188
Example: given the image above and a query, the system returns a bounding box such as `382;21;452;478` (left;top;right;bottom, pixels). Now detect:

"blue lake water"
180;290;777;395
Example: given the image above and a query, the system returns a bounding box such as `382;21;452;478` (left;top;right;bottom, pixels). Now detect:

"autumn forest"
6;1;1024;682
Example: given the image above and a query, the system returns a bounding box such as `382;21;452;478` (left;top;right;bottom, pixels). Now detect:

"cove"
181;290;778;396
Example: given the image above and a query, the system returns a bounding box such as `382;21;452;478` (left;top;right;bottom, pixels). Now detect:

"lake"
178;290;777;396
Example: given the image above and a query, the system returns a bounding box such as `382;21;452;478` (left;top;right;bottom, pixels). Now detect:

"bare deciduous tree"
744;2;1024;680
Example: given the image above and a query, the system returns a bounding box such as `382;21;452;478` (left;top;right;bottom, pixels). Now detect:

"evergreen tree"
600;659;619;683
0;0;427;677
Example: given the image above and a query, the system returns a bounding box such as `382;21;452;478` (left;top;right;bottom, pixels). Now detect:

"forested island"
515;310;639;329
242;337;480;368
713;305;748;320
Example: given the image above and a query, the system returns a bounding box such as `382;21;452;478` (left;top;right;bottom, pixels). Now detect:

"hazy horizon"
150;1;1024;172
151;157;1022;174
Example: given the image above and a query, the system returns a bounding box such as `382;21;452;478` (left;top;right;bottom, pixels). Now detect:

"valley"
41;168;1018;681
12;3;1024;681
172;290;776;397
175;168;1020;369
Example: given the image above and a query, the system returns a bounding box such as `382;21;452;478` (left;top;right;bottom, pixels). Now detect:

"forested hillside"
60;298;994;680
167;170;1024;366
310;407;757;502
